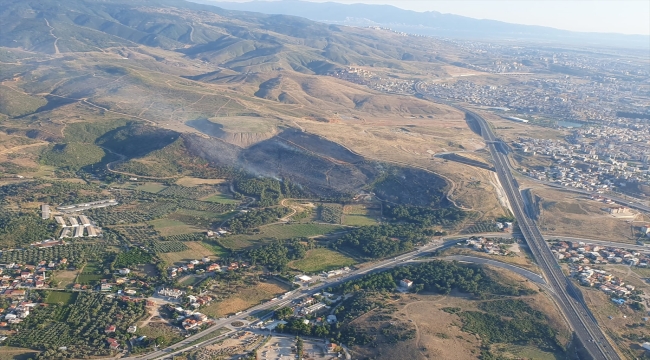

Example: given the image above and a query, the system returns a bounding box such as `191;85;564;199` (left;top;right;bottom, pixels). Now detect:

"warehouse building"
41;205;50;220
78;215;91;227
74;226;84;238
54;216;67;227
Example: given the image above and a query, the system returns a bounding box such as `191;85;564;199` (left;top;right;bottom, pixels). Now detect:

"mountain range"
200;0;650;49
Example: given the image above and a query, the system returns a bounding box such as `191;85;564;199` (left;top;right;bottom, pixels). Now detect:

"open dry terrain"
201;280;290;317
351;268;570;360
158;241;217;264
524;181;639;243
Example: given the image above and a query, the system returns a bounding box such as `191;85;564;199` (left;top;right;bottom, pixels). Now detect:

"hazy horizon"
213;0;650;36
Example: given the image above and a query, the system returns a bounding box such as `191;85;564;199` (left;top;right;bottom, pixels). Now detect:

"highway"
543;235;650;254
129;239;460;359
462;106;621;360
414;81;621;359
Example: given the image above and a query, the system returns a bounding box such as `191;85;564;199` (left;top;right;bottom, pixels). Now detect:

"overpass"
463;106;621;360
414;82;620;359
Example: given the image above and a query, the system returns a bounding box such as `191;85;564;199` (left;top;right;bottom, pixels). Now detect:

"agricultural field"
341;203;380;226
8;292;147;355
0;347;39;360
200;240;228;256
201;280;290;318
203;193;240;205
76;262;106;285
148;240;190;254
45;291;77;305
167;209;232;228
158;241;218;264
318;203;343;224
218;223;343;250
0;243;110;266
52;270;80;289
158;185;218;199
112;224;162;244
163;233;208;242
289;248;356;273
149;218;201;236
113;248;153;268
341;214;378;226
175;177;225;187
119;182;168;193
90;201;178;226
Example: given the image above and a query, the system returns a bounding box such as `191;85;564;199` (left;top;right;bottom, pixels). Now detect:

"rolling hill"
206;0;650;50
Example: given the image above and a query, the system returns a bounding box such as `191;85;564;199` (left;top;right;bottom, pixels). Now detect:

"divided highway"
462;107;621;360
131;240;460;360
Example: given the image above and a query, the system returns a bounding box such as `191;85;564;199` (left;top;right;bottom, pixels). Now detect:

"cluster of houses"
0;260;61;291
513;128;650;193
321;267;352;279
104;324;138;350
293;292;341;318
572;265;638;301
550;240;647;266
168;258;244;278
186;294;213;309
0;302;39;325
293;267;353;285
166;304;209;330
464;237;515;256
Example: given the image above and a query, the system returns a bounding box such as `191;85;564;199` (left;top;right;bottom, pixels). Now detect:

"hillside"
207;0;650;50
0;0;495;217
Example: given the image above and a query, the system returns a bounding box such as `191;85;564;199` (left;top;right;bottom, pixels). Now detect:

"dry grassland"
158;241;216;264
202;280;290;317
175;177;224;187
442;247;540;272
435;161;509;219
0;347;39;360
294;112;509;219
353;268;569;360
474;108;567;143
53;270;80;288
527;183;637;242
579;285;647;359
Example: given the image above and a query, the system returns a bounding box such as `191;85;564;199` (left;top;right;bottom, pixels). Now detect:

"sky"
221;0;650;35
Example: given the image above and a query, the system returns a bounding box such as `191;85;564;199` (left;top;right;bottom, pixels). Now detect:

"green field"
76;274;103;284
45;291;77;305
201;240;228;256
77;262;105;285
130;183;168;193
289;248;356;273
342;214;378;226
203;193;239;205
179;275;203;287
219;223;343;250
149;218;200;236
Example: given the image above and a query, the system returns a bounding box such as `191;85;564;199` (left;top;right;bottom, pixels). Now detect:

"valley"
0;0;649;359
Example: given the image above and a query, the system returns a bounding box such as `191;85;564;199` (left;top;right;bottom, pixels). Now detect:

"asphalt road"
414;83;621;359
440;255;545;284
461;105;621;360
127;239;460;359
544;235;650;254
